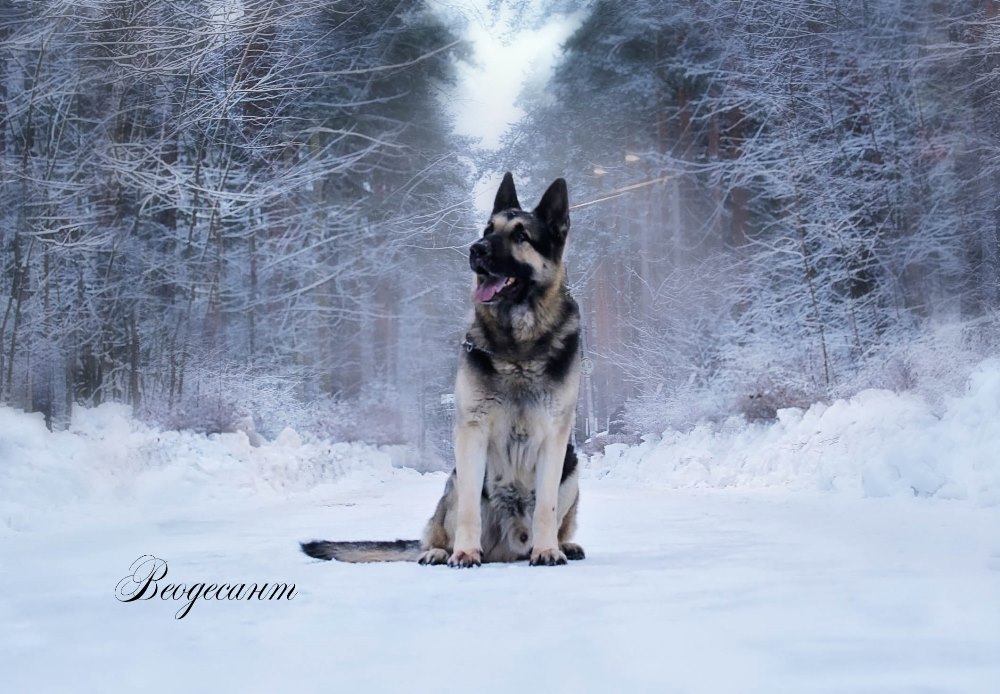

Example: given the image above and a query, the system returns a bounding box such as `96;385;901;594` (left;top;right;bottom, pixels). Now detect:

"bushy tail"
300;539;422;563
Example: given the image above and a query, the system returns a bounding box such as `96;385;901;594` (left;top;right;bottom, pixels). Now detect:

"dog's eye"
511;227;528;244
483;223;494;236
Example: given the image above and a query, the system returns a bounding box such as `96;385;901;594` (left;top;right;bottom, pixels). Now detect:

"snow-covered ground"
1;362;999;692
1;474;997;693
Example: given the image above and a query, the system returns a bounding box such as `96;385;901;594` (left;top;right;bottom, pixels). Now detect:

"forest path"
2;474;998;693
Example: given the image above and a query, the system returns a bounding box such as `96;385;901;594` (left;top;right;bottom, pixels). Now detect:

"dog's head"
469;173;570;305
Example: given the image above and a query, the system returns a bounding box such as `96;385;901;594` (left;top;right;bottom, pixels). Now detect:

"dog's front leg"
530;430;571;566
450;423;488;567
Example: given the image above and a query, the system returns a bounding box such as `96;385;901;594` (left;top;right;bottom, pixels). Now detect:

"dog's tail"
300;539;422;563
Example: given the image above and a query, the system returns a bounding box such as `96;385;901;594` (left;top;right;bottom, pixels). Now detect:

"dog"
301;173;584;567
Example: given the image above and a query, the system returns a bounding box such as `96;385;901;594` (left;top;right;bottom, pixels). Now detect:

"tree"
499;0;1000;436
0;0;472;449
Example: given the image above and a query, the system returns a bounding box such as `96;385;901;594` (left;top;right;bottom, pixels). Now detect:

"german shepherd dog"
301;173;584;567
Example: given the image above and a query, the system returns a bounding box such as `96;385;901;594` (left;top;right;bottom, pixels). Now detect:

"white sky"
431;1;584;213
449;11;581;149
431;0;586;212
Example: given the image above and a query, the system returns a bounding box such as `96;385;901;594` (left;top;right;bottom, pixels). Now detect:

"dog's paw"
417;548;449;565
560;542;586;561
529;547;567;566
447;548;482;568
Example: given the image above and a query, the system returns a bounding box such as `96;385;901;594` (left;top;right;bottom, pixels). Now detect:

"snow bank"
3;359;997;534
590;359;1000;505
0;403;416;533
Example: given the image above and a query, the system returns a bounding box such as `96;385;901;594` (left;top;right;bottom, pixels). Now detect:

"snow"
0;403;414;534
591;359;1000;506
1;475;997;692
1;364;999;691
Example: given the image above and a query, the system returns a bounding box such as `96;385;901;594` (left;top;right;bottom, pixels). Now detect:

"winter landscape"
1;1;999;692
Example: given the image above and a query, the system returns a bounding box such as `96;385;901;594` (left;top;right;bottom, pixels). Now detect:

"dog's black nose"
470;238;490;260
470;239;491;272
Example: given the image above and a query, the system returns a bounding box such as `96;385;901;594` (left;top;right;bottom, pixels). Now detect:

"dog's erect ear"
492;172;521;214
534;178;570;241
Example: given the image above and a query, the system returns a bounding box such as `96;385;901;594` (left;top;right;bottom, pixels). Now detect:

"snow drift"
1;359;997;536
590;359;1000;505
0;403;417;534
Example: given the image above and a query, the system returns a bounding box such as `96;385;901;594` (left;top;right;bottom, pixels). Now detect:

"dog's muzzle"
469;238;491;273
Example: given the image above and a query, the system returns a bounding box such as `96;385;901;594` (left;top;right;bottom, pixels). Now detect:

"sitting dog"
301;173;584;567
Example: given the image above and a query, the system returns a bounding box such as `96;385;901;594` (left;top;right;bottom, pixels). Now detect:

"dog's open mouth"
475;274;517;303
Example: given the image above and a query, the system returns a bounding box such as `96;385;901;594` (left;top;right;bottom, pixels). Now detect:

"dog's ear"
492;172;521;214
535;178;570;242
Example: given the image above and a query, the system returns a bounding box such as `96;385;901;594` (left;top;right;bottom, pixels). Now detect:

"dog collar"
462;333;493;356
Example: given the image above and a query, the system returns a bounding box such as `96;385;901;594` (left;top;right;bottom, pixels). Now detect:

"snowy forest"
2;0;998;461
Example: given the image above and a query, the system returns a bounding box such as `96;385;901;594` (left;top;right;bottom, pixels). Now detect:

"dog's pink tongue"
475;276;506;303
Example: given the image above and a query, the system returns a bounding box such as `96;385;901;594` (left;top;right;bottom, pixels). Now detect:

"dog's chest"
486;405;548;482
492;357;549;398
